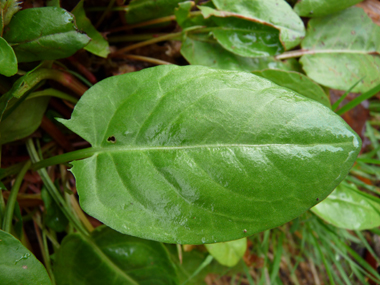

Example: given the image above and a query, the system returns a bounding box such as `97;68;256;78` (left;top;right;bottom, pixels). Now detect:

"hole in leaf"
107;136;116;143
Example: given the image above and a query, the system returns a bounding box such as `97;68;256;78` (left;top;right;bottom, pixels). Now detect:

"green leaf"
199;6;284;58
0;230;52;285
72;0;110;58
300;7;380;92
211;0;305;50
294;0;363;17
0;97;49;144
60;65;361;244
0;0;21;26
54;226;178;285
311;181;380;230
41;187;69;232
3;7;90;62
126;0;183;24
253;69;331;107
0;36;17;76
181;37;290;72
205;238;247;267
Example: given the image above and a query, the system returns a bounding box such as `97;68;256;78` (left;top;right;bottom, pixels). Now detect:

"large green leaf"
0;230;52;285
0;37;17;76
199;6;284;58
60;65;360;244
126;0;182;24
3;7;90;62
211;0;305;50
294;0;362;17
54;226;178;285
72;0;110;58
300;7;380;92
181;37;289;72
0;97;49;144
253;69;331;107
205;238;247;267
311;181;380;230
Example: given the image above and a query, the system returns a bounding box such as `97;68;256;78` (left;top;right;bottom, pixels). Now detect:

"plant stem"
26;139;89;236
95;0;116;28
108;15;176;34
28;88;79;104
108;33;168;43
31;147;95;171
112;32;182;55
2;161;31;232
119;54;172;65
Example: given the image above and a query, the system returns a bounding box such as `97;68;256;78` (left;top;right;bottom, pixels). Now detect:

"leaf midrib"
93;141;353;153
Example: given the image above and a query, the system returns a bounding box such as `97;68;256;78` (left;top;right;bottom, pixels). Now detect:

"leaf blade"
61;65;361;244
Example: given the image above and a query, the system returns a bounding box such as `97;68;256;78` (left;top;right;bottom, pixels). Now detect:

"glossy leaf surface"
211;0;305;50
3;7;90;62
54;226;178;285
300;8;380;92
199;6;284;58
181;37;289;72
294;0;362;17
205;238;247;267
253;69;331;107
312;181;380;230
126;0;182;24
72;0;110;58
0;37;17;76
0;230;52;285
0;97;49;144
61;65;360;244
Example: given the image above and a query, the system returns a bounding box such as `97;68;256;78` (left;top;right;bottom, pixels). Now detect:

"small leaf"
0;36;17;76
3;7;90;62
300;7;380;92
0;97;49;144
60;65;360;244
0;230;52;285
311;181;380;230
294;0;363;17
211;0;305;50
0;0;21;26
54;226;179;285
253;69;331;107
205;238;247;267
41;186;69;232
199;6;284;58
181;37;290;72
72;0;110;58
126;0;183;24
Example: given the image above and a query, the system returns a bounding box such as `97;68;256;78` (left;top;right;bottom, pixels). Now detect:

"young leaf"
0;36;17;76
211;0;305;50
253;69;331;107
2;7;90;62
181;37;289;72
294;0;363;17
41;186;69;232
311;181;380;230
59;65;360;244
54;226;178;285
0;230;52;285
126;0;183;24
300;7;380;92
199;6;284;58
72;0;110;58
0;0;21;26
205;238;247;267
0;97;49;144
